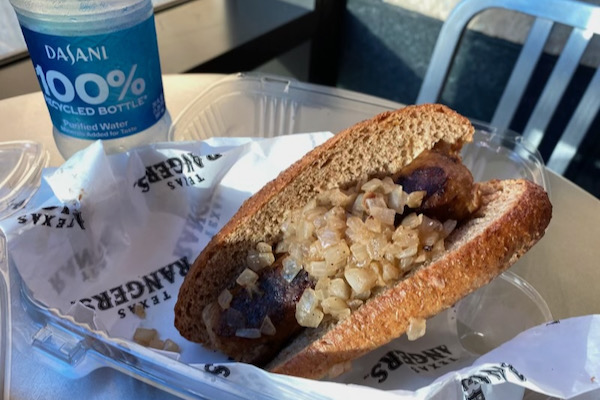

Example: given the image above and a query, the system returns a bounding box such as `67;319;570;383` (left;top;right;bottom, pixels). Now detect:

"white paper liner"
0;135;598;400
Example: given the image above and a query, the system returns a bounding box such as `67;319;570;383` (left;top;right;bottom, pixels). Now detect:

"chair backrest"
416;0;600;174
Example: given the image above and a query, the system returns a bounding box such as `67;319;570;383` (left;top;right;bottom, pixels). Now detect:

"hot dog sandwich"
174;104;552;379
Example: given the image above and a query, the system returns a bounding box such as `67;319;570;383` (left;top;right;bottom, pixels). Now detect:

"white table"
1;74;599;399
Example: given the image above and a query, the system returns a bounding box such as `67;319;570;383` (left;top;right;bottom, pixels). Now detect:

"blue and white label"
21;16;166;140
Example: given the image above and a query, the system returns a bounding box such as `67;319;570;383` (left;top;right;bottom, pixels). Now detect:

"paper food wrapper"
1;134;598;400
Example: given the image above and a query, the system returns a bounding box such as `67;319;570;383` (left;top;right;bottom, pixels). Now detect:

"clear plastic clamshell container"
0;141;49;399
0;141;49;221
4;74;553;400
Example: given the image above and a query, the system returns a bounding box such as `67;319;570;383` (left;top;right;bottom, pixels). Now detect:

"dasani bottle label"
21;16;166;140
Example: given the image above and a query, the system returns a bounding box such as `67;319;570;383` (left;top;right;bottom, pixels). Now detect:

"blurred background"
1;0;598;198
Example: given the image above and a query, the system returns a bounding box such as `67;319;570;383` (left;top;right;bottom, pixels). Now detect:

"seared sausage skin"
394;149;480;221
214;257;314;364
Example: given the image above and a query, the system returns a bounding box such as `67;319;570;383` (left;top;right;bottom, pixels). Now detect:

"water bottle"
9;0;171;159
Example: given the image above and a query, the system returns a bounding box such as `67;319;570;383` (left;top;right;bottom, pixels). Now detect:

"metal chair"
416;0;600;174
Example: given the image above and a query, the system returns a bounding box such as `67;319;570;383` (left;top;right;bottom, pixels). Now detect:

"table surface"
1;73;599;399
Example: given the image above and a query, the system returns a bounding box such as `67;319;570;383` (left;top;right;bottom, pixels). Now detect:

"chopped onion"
260;316;276;336
319;188;354;207
149;338;165;350
406;191;426;208
326;361;353;379
314;278;329;300
163;339;180;353
344;267;378;294
315;277;331;291
282;256;302;282
321;297;351;320
381;260;400;282
314;288;328;301
306;260;330;278
302;198;318;213
421;231;440;248
236;268;259;291
353;288;372;300
323;206;347;230
133;328;180;353
218;289;233;310
296;289;324;328
414;252;427;263
369;260;386;287
443;219;458;237
433;238;445;254
388;186;406;212
296;219;316;241
381;177;397;194
420;215;443;233
333;307;351;321
316;226;343;248
346;216;364;230
235;328;262;339
275;240;290;254
297;308;324;328
328;278;351;300
400;256;415;270
401;213;423;229
364;217;383;233
133;328;158;346
364;195;388;213
350;242;370;266
247;249;275;271
361;178;383;192
369;206;396;226
366;235;388;260
296;288;318;313
406;318;427;341
259;251;276;267
351;193;366;215
288;241;309;261
347;299;364;310
256;242;272;253
304;205;327;222
323;242;350;271
280;218;295;236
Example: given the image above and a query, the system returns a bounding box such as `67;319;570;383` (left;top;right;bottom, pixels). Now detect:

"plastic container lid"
0;140;48;399
0;141;49;220
457;270;552;355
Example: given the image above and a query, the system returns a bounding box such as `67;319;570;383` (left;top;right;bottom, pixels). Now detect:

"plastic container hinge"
32;324;87;365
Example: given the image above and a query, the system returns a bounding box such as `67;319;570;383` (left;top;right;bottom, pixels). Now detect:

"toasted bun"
174;104;552;379
175;104;473;343
266;179;552;378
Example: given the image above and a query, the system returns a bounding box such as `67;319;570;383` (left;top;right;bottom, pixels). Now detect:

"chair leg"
309;0;347;86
